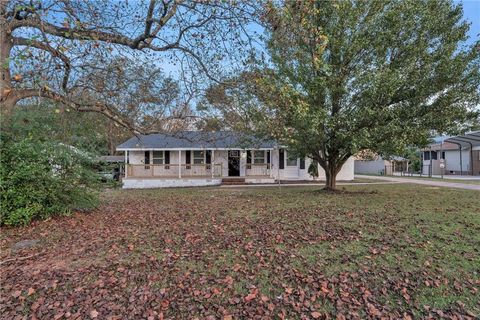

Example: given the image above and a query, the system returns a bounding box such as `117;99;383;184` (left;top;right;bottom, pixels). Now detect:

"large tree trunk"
316;153;349;191
324;165;340;191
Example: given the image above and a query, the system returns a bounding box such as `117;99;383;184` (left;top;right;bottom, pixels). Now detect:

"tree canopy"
246;0;480;189
1;0;258;132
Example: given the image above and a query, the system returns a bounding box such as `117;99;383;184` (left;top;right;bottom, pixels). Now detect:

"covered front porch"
124;149;274;180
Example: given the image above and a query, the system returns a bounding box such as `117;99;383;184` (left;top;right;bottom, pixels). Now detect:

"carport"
444;131;480;176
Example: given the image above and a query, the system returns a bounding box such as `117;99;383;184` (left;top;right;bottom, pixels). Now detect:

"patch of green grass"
383;175;480;185
232;278;250;296
414;285;479;315
292;240;370;276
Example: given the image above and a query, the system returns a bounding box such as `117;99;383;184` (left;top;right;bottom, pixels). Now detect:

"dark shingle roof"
116;131;276;150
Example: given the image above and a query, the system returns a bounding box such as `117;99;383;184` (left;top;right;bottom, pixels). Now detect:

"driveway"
356;175;480;191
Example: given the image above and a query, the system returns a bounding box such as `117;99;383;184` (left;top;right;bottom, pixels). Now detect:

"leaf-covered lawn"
1;185;479;319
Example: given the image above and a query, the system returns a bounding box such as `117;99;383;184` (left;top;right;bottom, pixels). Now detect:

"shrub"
308;160;319;178
0;133;99;226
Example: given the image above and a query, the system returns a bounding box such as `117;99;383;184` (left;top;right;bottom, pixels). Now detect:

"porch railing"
246;163;271;176
127;163;223;178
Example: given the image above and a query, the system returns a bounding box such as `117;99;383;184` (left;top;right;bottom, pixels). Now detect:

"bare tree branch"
1;0;259;133
13;36;71;91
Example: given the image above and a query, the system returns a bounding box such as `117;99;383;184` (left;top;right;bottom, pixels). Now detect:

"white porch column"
270;149;273;178
276;147;280;181
211;150;215;178
178;150;182;178
240;150;246;177
124;151;128;178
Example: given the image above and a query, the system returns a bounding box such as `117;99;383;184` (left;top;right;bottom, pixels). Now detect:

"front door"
228;150;240;176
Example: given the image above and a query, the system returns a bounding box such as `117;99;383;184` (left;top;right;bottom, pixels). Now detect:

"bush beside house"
0;134;99;226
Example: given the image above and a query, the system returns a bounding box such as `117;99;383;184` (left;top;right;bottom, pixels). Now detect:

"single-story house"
116;131;354;188
420;131;480;176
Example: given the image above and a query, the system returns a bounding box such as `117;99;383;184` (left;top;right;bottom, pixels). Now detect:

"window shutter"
165;151;170;164
266;150;271;164
186;150;191;164
144;151;150;164
206;150;211;164
279;149;284;169
246;150;251;164
300;158;305;169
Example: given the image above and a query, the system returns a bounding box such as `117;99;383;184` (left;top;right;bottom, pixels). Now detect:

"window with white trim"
253;150;265;164
152;151;164;164
286;152;298;167
193;151;205;164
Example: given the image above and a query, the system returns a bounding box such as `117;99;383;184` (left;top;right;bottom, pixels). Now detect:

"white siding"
336;157;355;180
272;150;354;181
354;159;388;175
444;150;471;172
213;150;229;177
129;151;145;164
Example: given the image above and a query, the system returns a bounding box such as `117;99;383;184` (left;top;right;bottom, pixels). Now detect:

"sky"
458;0;480;45
152;0;480;81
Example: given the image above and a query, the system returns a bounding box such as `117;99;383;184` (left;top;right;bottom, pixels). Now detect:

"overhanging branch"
5;87;140;133
13;37;71;91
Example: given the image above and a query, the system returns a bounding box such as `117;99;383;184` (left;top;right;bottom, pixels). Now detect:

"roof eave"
116;147;276;151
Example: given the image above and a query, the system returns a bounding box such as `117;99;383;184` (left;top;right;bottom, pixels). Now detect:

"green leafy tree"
0;133;99;226
253;0;479;190
0;101;130;227
10;103;130;155
403;147;422;173
308;160;319;179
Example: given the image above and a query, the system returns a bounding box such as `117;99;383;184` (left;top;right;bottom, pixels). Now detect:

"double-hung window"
193;151;205;164
253;151;265;164
152;151;164;164
286;151;298;167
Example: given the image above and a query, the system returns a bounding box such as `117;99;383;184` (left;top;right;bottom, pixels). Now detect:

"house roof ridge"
116;131;277;150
